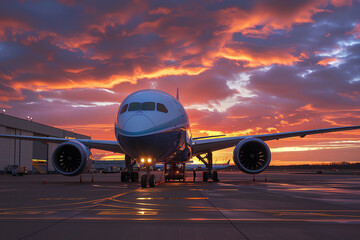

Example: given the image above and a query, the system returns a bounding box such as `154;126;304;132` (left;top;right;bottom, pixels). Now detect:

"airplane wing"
0;134;124;153
191;125;360;155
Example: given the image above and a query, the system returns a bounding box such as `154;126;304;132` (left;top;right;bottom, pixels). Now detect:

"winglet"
176;88;179;101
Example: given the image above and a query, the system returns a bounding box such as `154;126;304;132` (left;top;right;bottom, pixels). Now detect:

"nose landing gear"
141;168;156;188
141;174;147;188
149;174;155;187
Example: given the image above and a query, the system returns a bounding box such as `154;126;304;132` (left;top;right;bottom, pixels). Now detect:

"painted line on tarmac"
97;210;158;216
0;186;142;211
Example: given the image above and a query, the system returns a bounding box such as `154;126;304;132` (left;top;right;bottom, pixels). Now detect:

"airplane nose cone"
123;114;155;134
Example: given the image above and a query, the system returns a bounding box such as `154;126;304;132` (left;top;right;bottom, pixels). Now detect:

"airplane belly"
116;128;186;161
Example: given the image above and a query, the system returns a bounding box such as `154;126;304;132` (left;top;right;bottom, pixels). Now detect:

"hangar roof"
0;113;90;139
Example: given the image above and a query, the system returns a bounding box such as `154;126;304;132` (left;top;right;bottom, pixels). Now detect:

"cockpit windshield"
120;104;128;114
141;102;155;111
123;102;168;113
128;102;141;111
157;103;168;113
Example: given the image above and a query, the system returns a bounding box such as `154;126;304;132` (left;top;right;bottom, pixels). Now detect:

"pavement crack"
18;186;141;239
18;204;100;240
198;189;250;240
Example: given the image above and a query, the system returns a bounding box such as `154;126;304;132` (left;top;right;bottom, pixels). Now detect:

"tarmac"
0;170;360;240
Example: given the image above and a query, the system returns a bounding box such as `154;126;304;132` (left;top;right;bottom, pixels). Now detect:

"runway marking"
189;188;238;191
136;197;208;200
274;212;360;218
92;184;128;189
210;189;238;191
0;187;142;211
96;203;158;211
110;198;215;209
0;211;56;215
97;210;158;216
38;198;86;201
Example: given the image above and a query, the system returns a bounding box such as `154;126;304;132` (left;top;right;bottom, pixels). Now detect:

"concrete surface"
0;170;359;240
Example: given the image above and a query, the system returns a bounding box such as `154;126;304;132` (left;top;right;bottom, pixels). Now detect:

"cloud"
349;23;360;38
317;57;339;66
0;0;360;163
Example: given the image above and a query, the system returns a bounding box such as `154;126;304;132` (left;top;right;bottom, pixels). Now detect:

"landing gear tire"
131;172;139;182
121;172;129;182
141;174;147;188
213;171;219;182
203;172;208;182
149;174;156;187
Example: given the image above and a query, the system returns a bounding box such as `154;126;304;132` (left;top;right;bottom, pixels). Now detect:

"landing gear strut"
121;155;139;182
141;167;155;188
196;152;219;182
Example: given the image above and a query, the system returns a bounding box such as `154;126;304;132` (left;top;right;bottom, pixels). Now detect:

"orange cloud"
10;65;208;92
317;58;338;66
149;7;173;15
64;67;94;74
218;45;301;67
330;0;353;7
299;104;317;111
217;2;330;39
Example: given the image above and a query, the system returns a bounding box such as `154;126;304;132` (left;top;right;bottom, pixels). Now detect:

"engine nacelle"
52;141;91;176
233;138;271;174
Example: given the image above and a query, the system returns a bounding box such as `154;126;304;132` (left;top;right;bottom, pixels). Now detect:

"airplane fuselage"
115;90;192;166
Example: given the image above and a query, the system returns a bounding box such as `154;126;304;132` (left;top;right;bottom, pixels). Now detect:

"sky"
0;0;360;165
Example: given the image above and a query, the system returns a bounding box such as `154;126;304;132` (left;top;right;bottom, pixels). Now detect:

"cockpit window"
157;103;168;113
141;102;155;111
128;102;141;111
120;104;128;114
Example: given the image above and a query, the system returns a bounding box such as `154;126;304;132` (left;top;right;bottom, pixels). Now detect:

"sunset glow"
1;0;360;165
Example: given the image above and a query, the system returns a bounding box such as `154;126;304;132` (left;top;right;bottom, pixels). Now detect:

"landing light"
148;158;152;163
141;158;145;163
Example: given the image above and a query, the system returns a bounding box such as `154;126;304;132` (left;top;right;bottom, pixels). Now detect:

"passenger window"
120;104;128;114
141;102;155;111
128;102;141;111
157;103;168;113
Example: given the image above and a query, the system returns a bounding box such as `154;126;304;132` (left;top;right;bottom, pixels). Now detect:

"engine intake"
52;141;91;176
233;138;271;174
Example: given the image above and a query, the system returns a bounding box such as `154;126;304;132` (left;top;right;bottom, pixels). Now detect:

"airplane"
0;89;360;188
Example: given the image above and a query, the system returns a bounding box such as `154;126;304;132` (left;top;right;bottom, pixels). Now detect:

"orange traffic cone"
80;175;82;183
91;175;94;183
252;175;255;182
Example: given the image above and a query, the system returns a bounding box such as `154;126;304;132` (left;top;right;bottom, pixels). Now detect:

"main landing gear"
121;155;139;182
196;152;219;182
141;168;155;188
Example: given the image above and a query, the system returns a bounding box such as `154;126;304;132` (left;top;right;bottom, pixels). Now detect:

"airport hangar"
0;113;90;174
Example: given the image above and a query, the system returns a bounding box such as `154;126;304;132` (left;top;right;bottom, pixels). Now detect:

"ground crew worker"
193;169;196;182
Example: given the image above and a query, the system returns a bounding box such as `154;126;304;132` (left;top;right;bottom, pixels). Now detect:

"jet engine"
233;138;271;174
52;141;91;176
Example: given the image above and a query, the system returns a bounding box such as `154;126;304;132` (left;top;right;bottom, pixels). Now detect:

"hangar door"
32;134;48;174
